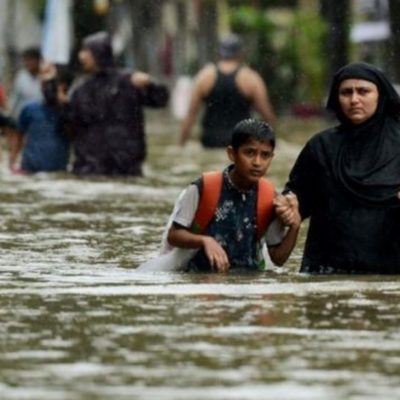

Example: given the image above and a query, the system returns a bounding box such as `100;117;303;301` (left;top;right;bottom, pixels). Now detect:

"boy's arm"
167;225;230;272
268;193;301;266
166;183;230;272
268;224;300;266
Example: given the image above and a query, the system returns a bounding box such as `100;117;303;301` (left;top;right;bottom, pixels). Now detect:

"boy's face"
227;139;274;187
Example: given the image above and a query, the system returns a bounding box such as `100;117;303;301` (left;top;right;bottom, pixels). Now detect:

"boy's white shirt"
159;185;199;254
136;187;197;272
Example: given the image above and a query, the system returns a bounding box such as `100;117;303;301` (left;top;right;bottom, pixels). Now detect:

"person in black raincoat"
69;31;169;176
278;62;400;274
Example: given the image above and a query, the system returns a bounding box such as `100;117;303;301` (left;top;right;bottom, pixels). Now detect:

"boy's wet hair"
231;119;275;150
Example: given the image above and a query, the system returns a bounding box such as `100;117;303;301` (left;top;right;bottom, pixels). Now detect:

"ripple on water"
1;131;400;400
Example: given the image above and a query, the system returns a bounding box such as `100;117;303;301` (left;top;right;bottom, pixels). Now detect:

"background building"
1;0;399;113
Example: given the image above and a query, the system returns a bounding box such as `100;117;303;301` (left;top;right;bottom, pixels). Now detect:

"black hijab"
83;31;115;72
326;62;400;208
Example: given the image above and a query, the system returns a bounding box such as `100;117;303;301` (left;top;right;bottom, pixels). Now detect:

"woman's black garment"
0;112;10;127
0;112;17;129
201;65;251;148
326;62;400;208
286;62;400;273
70;72;168;176
287;128;400;274
69;32;169;176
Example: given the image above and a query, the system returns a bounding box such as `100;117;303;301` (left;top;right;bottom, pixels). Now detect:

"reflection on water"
1;114;400;400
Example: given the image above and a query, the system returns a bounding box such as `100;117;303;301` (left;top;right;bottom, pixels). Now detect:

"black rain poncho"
69;32;169;176
286;62;400;273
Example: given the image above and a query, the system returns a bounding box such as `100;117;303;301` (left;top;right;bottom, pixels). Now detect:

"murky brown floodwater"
0;112;400;400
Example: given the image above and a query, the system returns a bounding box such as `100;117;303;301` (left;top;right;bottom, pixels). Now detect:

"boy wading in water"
166;119;301;272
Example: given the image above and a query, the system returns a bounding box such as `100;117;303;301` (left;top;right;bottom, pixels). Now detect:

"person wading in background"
69;31;169;176
5;48;43;172
179;34;276;148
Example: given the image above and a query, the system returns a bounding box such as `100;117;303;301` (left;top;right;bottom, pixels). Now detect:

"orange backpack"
191;171;275;240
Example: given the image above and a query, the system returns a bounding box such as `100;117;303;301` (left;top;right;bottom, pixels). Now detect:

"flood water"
1;113;400;400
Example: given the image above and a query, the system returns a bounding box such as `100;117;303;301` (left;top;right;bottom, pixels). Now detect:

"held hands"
202;236;230;273
273;192;301;228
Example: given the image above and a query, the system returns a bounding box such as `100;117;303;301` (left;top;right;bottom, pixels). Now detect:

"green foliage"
229;6;284;109
229;6;328;111
289;12;328;105
230;6;275;36
26;0;47;21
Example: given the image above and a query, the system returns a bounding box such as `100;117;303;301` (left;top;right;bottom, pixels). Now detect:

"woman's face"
78;48;98;73
338;79;379;124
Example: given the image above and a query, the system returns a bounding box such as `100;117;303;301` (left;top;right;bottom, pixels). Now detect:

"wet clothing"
69;31;169;176
0;112;11;128
0;112;18;130
201;65;251;147
172;166;284;272
82;32;115;71
326;63;400;208
286;62;400;274
69;72;168;175
18;101;69;172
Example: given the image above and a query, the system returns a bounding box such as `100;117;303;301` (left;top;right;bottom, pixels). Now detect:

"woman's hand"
131;72;151;88
274;193;301;228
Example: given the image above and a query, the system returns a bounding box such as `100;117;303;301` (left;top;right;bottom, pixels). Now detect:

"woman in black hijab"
284;62;400;273
69;32;169;176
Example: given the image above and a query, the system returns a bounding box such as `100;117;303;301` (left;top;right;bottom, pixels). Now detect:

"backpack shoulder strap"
191;171;223;234
256;178;275;240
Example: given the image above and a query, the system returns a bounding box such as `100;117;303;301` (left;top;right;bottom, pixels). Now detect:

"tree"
128;0;163;74
197;0;219;68
320;0;350;85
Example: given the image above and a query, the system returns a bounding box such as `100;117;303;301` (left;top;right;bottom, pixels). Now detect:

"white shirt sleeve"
264;217;286;247
159;184;199;254
172;184;199;228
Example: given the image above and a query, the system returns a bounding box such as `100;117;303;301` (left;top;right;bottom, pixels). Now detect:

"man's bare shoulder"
237;65;263;82
193;64;217;96
195;64;216;81
237;66;266;94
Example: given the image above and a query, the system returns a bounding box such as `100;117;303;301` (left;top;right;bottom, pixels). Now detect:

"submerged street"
0;113;400;399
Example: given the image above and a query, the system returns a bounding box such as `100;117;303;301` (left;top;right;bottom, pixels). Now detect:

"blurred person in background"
68;31;169;176
0;78;9;162
3;48;43;172
10;48;43;120
13;63;73;173
0;106;17;161
179;34;276;148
